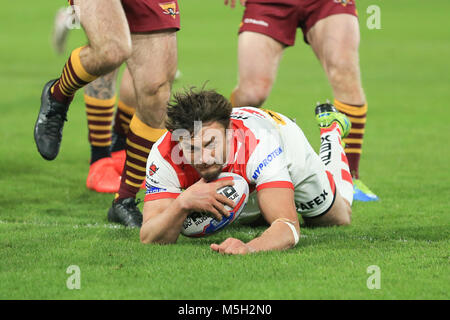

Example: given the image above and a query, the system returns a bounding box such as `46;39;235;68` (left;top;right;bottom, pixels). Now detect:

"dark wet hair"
166;87;232;134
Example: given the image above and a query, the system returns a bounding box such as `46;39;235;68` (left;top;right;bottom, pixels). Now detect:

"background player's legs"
112;68;136;152
111;67;137;174
307;14;377;201
51;0;132;104
83;67;138;193
84;70;122;193
304;122;353;227
108;30;177;227
35;0;132;161
307;15;365;106
84;70;118;163
230;32;284;107
52;7;71;55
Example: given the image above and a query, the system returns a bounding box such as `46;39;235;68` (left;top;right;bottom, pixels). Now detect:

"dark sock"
90;146;111;164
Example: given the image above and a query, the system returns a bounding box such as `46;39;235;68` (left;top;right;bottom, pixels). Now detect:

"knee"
135;78;172;126
339;211;352;226
236;80;272;107
97;39;132;71
323;52;360;85
336;205;352;226
139;77;172;99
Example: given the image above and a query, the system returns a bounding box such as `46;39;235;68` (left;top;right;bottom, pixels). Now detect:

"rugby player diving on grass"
140;88;354;254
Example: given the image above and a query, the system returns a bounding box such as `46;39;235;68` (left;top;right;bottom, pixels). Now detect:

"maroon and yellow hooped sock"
51;46;98;104
334;99;368;179
85;95;116;163
115;116;166;200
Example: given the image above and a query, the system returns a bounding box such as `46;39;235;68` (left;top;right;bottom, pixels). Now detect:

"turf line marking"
0;220;126;230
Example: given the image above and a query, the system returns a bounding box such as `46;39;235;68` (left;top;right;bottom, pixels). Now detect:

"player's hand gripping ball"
181;172;249;237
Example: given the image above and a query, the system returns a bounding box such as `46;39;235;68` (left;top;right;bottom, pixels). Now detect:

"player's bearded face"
180;122;229;182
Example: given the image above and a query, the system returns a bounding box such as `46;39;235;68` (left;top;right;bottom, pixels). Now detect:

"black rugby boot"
107;198;143;228
34;79;70;160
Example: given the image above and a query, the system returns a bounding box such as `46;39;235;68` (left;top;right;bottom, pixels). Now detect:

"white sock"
319;123;354;205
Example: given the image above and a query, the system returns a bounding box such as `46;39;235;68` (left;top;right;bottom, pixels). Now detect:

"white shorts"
239;115;336;221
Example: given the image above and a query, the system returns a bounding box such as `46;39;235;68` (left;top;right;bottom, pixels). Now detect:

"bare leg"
111;67;138;146
84;70;118;100
118;67;138;109
307;14;365;105
107;30;178;228
34;0;132;161
231;31;284;107
110;67;138;173
126;31;178;128
307;14;374;196
303;191;351;227
74;0;131;76
116;30;177;200
83;70;122;193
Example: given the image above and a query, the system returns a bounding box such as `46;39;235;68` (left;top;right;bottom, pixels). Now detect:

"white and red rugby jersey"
144;107;296;202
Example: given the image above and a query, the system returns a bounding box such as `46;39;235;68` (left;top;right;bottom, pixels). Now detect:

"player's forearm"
246;221;299;252
140;199;188;244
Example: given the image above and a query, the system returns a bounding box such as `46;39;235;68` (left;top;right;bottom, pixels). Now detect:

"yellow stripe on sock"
126;138;151;154
64;62;79;89
90;133;112;139
344;148;362;154
84;94;116;107
87;115;114;122
126;170;146;180
343;138;364;144
88;124;112;131
126;150;147;163
61;69;77;92
118;100;136;115
71;46;98;83
86;107;115;114
348;116;367;124
125;179;142;188
63;65;81;91
129;116;167;142
349;128;365;134
119;114;131;123
126;160;146;172
334;99;368;116
59;85;72;97
91;141;111;147
57;78;72;96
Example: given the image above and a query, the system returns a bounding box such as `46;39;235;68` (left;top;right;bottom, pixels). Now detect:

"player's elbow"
140;226;156;244
140;229;151;244
140;228;177;245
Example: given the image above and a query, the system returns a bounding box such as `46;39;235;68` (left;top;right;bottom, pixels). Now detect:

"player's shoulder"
231;107;269;122
231;107;271;136
147;130;200;189
149;130;184;167
231;107;285;143
231;107;289;130
152;131;173;158
146;131;179;182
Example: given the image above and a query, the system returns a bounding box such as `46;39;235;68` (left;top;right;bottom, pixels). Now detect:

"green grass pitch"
0;0;449;300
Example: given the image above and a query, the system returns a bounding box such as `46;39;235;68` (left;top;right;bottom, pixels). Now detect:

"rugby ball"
181;172;249;237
